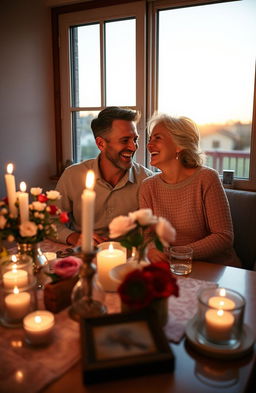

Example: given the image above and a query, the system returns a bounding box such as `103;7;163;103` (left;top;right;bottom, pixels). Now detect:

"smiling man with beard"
55;107;153;246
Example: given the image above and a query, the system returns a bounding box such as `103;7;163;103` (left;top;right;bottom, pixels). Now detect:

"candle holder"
0;281;38;328
69;250;107;322
197;287;245;348
1;254;35;289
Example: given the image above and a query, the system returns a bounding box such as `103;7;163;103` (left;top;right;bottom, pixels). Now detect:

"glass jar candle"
197;287;245;348
1;254;35;289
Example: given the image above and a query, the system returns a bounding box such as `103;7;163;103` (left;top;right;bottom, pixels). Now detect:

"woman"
139;113;241;267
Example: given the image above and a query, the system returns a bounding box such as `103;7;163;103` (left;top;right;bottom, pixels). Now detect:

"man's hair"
91;107;140;139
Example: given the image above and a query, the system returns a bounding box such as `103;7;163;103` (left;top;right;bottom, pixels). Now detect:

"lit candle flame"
217;309;224;317
219;288;226;297
12;264;17;272
13;286;19;294
11;255;17;263
109;243;114;252
7;163;14;174
85;170;95;190
20;181;27;192
34;316;42;324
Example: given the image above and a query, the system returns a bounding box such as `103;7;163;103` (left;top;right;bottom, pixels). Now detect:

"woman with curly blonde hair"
139;113;240;267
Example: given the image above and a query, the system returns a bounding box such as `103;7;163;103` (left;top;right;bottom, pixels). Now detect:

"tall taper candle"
81;170;95;253
19;182;29;224
4;163;17;217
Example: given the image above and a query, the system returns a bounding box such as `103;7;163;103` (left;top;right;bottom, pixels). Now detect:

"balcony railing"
205;150;250;178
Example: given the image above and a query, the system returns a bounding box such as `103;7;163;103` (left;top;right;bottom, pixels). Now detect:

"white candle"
4;163;17;217
81;170;95;253
3;264;28;289
97;243;126;291
5;287;31;320
205;309;235;342
208;288;235;310
23;311;55;345
18;181;29;224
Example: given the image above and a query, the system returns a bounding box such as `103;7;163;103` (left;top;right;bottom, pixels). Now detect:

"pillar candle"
4;163;17;217
205;309;235;342
5;287;31;320
3;264;28;289
81;170;95;253
23;311;55;345
97;243;126;291
19;181;29;224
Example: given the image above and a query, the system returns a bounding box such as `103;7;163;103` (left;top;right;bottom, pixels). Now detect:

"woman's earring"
176;152;179;160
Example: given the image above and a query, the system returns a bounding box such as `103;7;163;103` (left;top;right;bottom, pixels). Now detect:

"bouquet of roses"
118;261;179;310
109;208;176;261
0;188;69;245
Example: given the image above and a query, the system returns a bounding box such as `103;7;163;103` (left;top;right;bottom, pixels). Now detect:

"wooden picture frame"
80;310;175;384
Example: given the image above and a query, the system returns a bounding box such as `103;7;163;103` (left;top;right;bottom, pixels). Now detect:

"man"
55;107;153;246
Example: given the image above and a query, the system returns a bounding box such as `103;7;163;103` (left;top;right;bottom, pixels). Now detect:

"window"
54;0;256;190
58;1;146;166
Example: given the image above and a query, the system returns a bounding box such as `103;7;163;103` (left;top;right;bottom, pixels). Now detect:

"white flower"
1;208;8;215
38;224;43;230
39;213;45;219
0;215;7;229
46;190;61;200
129;208;158;226
31;201;47;211
155;217;176;247
109;216;137;238
19;221;38;237
34;211;40;218
30;187;43;196
7;235;15;242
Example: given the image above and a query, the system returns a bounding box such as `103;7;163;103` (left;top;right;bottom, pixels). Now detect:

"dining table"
1;240;255;393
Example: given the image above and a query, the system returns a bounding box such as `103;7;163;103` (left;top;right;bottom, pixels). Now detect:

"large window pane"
71;24;101;107
73;111;100;162
158;0;256;178
105;19;136;106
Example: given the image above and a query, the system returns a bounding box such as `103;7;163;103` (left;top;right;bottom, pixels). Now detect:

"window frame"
56;0;147;168
52;0;256;190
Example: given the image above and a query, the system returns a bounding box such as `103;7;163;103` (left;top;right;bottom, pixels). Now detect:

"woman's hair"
148;113;205;168
91;107;140;139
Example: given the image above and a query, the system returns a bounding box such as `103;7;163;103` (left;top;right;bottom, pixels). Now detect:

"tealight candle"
205;309;235;342
23;311;55;345
97;243;126;291
5;287;31;320
3;264;28;289
208;288;235;310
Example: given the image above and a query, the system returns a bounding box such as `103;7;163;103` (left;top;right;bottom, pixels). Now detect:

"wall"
0;0;56;198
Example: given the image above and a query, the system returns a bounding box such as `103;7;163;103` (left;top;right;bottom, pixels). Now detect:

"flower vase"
122;297;169;328
17;243;48;288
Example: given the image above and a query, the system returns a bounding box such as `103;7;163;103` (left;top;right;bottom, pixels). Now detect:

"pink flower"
52;256;82;279
109;215;136;238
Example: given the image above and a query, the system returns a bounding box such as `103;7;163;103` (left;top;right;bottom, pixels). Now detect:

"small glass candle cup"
1;254;35;289
169;246;193;275
197;287;245;348
0;282;38;328
23;310;55;345
96;242;127;291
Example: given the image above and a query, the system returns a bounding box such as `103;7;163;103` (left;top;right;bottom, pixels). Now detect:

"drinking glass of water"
169;246;193;275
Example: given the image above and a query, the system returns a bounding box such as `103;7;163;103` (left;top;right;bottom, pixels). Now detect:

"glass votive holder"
0;282;38;328
23;310;55;346
1;254;35;289
197;287;245;348
96;241;127;292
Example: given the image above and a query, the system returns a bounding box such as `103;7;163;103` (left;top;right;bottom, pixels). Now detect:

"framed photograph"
222;170;234;186
80;311;175;384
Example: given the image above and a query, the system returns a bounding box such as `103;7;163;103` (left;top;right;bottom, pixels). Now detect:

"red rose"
59;211;69;223
118;270;154;310
48;204;58;215
38;194;48;203
144;264;179;298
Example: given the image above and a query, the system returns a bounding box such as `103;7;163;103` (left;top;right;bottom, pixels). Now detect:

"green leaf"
154;237;164;252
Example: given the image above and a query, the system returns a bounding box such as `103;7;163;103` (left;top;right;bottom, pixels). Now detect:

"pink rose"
52;256;82;279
